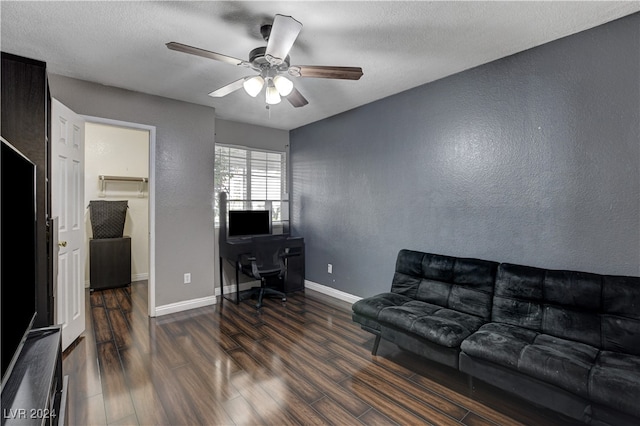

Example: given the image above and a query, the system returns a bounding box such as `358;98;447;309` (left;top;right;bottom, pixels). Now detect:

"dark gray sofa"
352;249;640;425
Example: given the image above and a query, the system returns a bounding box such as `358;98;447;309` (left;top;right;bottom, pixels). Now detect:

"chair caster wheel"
282;297;287;302
255;303;262;309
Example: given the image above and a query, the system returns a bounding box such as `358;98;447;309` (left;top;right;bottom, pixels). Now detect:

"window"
214;144;287;225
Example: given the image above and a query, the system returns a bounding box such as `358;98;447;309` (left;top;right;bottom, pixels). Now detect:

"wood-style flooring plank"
172;363;236;425
230;371;299;426
226;347;329;425
223;394;265;425
231;332;325;404
118;345;172;425
311;396;365;426
257;332;372;418
64;282;581;426
331;356;470;422
96;341;136;424
151;364;209;426
102;290;122;309
91;305;113;344
341;376;438;425
107;308;131;349
358;406;401;426
68;393;108;426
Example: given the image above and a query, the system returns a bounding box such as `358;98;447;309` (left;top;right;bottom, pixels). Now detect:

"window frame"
214;143;288;227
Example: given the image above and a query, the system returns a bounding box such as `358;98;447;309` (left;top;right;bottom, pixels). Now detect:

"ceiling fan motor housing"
249;47;290;71
260;24;272;41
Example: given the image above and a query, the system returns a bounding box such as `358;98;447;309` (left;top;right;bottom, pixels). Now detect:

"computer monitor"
228;210;271;238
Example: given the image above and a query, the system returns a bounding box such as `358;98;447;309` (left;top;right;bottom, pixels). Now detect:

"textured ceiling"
2;1;639;130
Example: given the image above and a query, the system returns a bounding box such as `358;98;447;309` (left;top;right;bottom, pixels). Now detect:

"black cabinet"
1;326;68;426
89;237;131;290
1;52;52;327
283;245;305;293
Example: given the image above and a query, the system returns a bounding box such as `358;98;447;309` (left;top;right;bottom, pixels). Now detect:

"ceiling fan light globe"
243;76;264;97
265;85;281;104
274;75;294;96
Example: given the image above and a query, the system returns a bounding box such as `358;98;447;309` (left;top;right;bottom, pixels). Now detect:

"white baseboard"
85;272;150;288
154;294;217;317
304;280;362;305
132;272;149;282
125;278;359;317
215;281;259;296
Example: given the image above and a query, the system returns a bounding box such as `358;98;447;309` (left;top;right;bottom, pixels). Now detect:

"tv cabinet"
1;326;67;426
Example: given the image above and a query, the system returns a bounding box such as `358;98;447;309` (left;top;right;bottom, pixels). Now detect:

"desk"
219;236;305;304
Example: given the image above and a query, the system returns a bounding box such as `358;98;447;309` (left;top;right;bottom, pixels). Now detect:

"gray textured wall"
290;13;640;298
215;118;289;152
49;74;216;308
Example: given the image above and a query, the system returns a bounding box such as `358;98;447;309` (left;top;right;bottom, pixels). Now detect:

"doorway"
83;117;156;317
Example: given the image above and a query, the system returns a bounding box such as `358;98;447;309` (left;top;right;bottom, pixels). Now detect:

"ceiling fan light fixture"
167;13;361;110
273;75;294;96
265;83;281;105
243;75;264;97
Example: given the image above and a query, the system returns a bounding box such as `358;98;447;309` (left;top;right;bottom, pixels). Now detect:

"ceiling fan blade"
286;88;309;108
289;65;363;80
208;77;248;98
166;42;249;67
265;14;302;65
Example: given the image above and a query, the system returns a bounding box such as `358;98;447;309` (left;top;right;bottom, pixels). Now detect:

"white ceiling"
2;1;639;130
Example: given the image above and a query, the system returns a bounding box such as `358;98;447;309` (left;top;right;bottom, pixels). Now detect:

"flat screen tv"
228;210;271;238
1;137;38;390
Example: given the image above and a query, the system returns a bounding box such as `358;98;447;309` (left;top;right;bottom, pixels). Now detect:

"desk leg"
219;256;224;299
235;261;240;305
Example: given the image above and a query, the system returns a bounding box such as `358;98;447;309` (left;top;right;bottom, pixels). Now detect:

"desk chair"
240;236;287;309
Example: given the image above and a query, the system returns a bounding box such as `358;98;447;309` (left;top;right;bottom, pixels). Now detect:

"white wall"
84;122;149;284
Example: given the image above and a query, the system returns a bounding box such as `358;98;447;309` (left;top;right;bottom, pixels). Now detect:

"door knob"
58;241;67;247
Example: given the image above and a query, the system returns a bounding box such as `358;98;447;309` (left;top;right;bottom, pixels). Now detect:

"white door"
51;99;86;350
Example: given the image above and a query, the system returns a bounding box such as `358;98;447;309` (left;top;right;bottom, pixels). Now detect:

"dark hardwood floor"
62;281;583;425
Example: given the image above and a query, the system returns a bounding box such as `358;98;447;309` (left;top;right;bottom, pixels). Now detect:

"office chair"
239;236;287;309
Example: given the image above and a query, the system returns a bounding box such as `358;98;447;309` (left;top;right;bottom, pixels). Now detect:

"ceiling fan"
166;14;363;108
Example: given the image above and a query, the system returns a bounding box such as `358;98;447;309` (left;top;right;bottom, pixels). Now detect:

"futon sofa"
352;249;640;425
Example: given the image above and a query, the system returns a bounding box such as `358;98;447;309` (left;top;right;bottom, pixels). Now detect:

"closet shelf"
99;175;148;198
99;175;148;183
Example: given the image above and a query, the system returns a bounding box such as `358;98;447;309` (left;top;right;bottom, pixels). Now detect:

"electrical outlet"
328;263;333;274
184;273;191;284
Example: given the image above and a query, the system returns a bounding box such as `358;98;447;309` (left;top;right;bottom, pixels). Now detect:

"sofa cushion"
414;256;498;321
493;264;606;350
462;324;598;398
378;300;485;348
601;275;640;356
390;250;433;297
542;270;602;348
518;334;598;399
492;263;545;330
542;305;601;349
460;322;538;369
589;351;640;418
352;292;413;330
